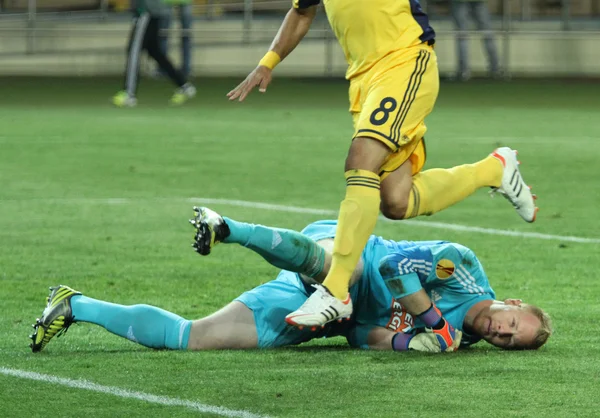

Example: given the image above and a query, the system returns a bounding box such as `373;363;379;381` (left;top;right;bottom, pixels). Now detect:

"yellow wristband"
258;51;281;70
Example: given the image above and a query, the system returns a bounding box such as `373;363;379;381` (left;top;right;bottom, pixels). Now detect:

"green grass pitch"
0;77;599;417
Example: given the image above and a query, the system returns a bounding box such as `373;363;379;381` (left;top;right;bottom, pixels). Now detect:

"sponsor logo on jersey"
435;259;455;279
386;299;414;333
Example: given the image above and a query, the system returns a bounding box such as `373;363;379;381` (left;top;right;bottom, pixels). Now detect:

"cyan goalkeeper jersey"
299;220;496;347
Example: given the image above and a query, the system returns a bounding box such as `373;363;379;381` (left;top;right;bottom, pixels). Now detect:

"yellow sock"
404;155;503;219
322;169;381;299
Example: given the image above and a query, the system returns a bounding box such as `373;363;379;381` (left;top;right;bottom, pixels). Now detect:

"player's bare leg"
286;136;390;327
188;302;259;350
379;160;414;219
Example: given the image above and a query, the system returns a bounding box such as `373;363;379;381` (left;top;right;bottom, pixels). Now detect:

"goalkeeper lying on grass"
30;207;552;353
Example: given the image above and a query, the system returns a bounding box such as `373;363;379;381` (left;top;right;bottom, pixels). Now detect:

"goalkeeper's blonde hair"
522;304;553;350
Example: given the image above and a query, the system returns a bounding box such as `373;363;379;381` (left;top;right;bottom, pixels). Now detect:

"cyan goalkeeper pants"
123;12;187;96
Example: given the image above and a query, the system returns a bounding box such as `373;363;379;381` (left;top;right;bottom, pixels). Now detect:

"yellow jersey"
294;0;435;79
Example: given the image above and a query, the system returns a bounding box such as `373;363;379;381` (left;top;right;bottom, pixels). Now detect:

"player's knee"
188;317;240;351
186;319;212;350
380;195;409;220
345;136;391;172
380;175;412;220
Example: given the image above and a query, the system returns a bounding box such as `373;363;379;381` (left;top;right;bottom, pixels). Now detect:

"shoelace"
489;187;521;209
299;285;333;311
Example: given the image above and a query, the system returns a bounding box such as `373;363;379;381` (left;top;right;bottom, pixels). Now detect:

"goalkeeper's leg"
190;207;328;281
72;297;260;350
70;295;193;349
190;208;367;288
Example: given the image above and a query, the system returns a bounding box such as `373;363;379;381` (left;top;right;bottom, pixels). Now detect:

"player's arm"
347;325;462;353
269;5;318;62
378;248;461;352
227;4;318;101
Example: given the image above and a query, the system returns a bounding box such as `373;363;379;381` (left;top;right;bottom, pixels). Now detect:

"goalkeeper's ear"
503;298;523;306
521;304;553;350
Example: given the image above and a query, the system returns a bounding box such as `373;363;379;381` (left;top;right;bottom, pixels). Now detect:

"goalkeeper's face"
475;301;541;350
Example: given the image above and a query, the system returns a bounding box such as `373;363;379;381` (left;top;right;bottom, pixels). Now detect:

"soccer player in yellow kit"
227;0;538;331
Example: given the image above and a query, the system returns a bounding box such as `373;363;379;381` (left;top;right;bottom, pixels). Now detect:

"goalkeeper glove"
392;320;462;353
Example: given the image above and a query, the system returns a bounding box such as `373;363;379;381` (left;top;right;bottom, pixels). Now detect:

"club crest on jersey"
435;259;455;279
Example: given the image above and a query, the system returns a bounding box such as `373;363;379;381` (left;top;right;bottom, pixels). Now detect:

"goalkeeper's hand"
408;320;462;353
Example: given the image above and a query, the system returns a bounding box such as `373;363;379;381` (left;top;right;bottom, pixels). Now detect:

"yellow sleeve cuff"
258;51;281;70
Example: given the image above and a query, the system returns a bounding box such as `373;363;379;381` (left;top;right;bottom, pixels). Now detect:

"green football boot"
169;83;196;106
30;285;81;353
112;90;137;108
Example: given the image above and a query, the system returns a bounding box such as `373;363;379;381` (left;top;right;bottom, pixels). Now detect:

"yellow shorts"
350;46;439;180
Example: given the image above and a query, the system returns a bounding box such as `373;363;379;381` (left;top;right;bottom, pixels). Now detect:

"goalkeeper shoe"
189;206;231;255
112;91;137;108
285;284;353;329
30;285;81;353
490;147;538;223
170;83;196;106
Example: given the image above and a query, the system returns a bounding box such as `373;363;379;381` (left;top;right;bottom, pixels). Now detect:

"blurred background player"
112;0;196;107
227;0;539;329
157;0;193;79
451;0;501;80
29;208;552;354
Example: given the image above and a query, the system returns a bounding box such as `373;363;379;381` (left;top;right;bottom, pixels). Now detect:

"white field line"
1;196;599;244
0;367;269;418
